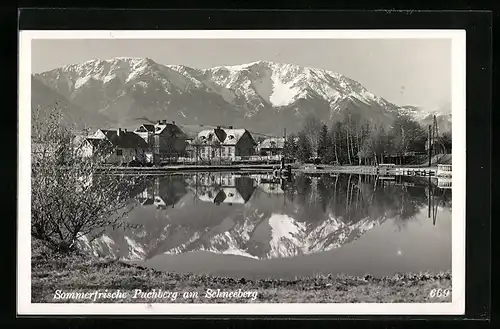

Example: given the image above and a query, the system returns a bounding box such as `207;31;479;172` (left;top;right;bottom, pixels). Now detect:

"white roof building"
197;127;247;145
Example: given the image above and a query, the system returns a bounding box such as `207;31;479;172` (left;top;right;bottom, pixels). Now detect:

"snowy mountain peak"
37;57;159;92
61;57;155;75
200;60;381;109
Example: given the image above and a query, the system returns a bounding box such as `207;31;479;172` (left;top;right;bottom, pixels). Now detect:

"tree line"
283;112;452;165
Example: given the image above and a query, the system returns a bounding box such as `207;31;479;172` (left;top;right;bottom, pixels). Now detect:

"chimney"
172;121;175;125
117;128;122;136
228;125;233;129
216;126;221;130
157;120;161;124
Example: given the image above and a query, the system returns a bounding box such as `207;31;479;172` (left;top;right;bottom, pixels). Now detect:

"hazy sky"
32;38;451;111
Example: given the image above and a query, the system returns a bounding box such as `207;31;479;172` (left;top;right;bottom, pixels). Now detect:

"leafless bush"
31;105;144;253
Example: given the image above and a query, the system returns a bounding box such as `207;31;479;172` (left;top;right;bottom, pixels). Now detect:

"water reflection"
192;173;257;205
80;172;452;278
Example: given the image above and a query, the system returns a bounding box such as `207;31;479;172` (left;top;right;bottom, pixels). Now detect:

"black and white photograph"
18;30;466;315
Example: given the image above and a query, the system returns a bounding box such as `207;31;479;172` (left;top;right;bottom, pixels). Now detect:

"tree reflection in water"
282;173;451;228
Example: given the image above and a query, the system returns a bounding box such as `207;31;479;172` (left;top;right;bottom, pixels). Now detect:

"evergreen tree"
297;132;311;162
283;134;297;160
317;124;329;163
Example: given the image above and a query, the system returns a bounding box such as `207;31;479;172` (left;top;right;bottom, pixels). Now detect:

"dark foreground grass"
32;243;452;303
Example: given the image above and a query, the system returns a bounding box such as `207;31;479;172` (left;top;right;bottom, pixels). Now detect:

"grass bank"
32;242;452;303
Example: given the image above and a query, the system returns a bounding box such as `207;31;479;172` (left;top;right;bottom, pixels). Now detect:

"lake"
80;172;452;280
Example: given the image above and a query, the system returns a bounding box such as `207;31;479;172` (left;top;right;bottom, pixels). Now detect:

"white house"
194;126;256;162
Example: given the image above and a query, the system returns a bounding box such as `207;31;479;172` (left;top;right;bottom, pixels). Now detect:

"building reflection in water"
134;175;189;209
192;172;258;205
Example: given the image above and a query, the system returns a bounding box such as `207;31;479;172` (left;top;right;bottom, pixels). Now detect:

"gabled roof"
221;188;246;204
135;124;155;133
85;137;110;148
98;130;149;149
197;128;250;145
154;123;187;138
259;137;285;149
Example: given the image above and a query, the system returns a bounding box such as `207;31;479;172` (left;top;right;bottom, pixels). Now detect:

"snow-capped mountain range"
79;210;383;262
78;187;385;263
32;57;451;135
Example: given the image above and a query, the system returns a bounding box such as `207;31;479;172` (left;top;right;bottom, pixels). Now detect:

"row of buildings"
82;120;286;165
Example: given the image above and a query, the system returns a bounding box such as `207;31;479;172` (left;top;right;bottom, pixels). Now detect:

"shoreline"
32;245;452;303
96;164;450;178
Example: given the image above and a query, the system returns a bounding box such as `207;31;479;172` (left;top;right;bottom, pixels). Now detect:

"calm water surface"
84;172;452;279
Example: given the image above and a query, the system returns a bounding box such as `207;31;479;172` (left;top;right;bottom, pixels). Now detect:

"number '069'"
429;288;451;298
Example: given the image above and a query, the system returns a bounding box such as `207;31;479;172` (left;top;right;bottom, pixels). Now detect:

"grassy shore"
32;242;452;303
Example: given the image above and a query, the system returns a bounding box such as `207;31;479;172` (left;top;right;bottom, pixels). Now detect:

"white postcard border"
18;29;466;315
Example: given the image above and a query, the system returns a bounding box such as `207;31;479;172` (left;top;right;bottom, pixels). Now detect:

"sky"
31;38;451;111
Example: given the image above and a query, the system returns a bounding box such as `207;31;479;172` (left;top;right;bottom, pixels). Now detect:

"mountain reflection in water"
79;173;452;279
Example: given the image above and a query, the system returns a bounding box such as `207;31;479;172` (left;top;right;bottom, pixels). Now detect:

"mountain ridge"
32;57;451;135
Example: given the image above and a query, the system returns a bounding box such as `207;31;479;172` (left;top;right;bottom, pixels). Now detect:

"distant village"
80;120;287;166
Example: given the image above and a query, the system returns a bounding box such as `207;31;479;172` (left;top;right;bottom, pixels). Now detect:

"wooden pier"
436;164;452;177
391;167;437;177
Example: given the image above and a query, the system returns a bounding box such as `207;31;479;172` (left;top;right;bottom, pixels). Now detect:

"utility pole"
282;128;286;169
428;125;432;167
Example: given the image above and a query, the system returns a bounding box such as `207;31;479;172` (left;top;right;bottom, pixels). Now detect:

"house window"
116;149;123;156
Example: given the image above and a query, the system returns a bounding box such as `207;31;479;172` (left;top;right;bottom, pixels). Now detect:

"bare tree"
31;105;145;253
302;114;322;158
390;115;427;164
